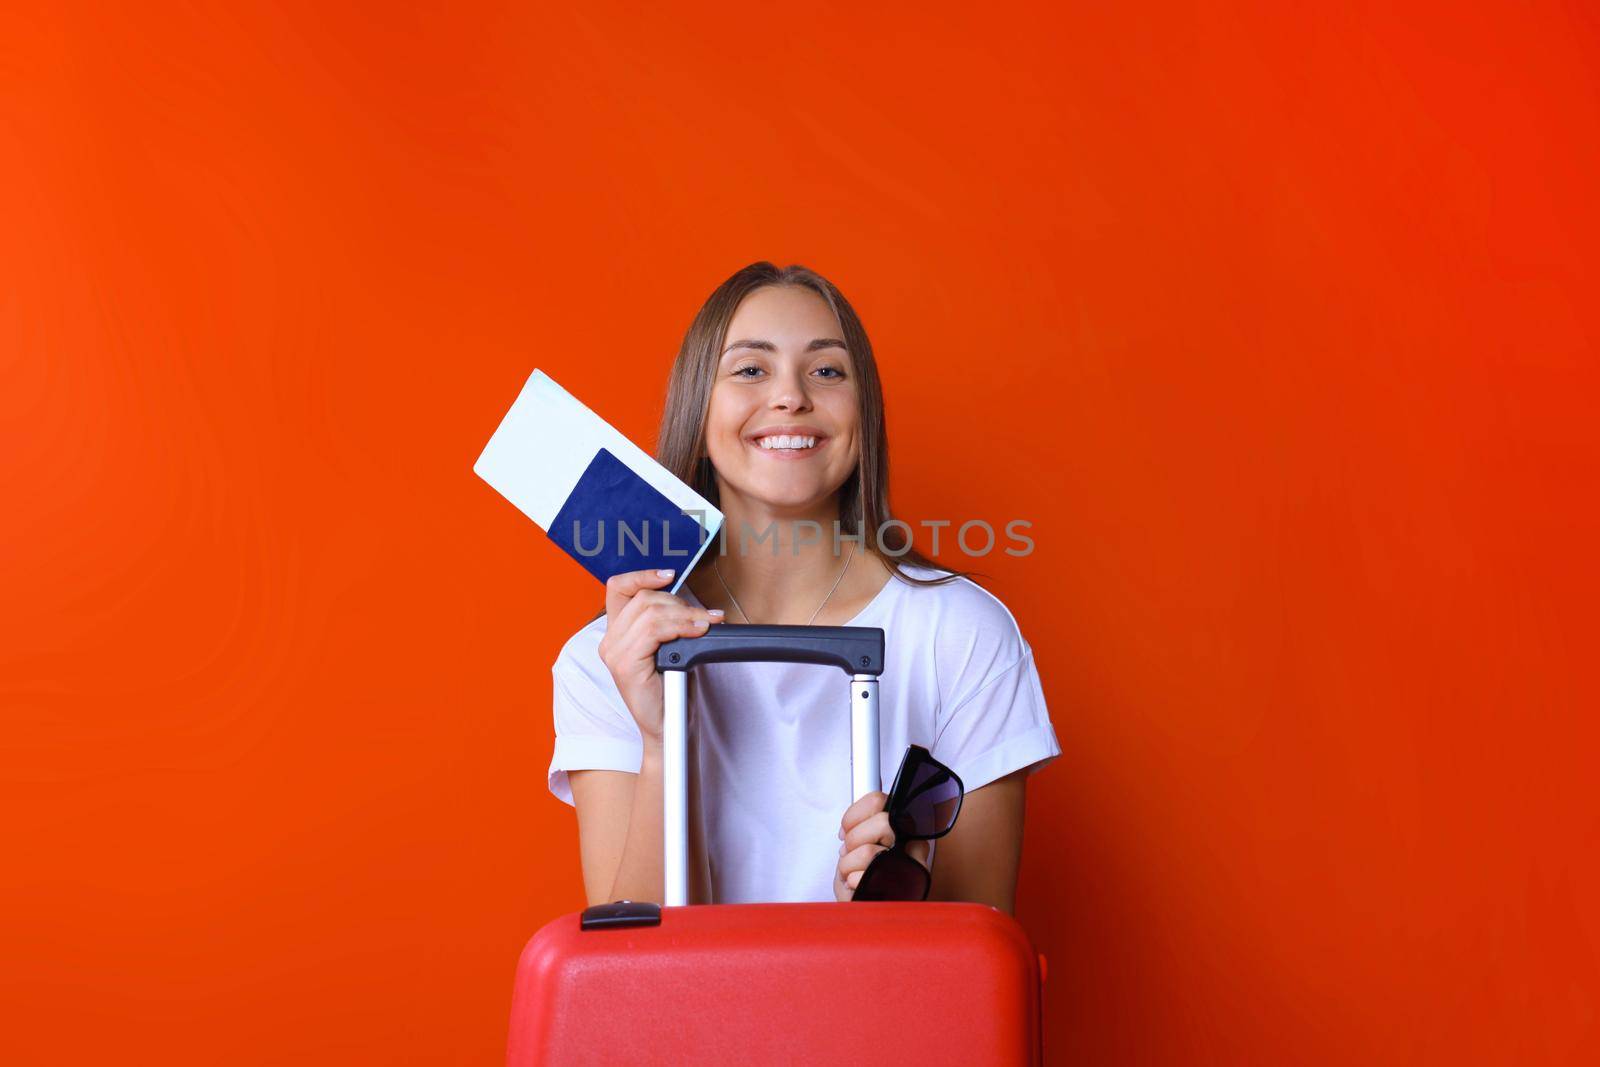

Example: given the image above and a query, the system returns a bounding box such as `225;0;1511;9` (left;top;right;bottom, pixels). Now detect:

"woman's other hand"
834;790;931;901
596;568;722;743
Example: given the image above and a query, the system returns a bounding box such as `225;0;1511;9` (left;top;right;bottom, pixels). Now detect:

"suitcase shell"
507;901;1043;1066
509;624;1044;1064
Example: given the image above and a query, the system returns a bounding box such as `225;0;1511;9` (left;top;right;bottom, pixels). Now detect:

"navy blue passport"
547;448;714;584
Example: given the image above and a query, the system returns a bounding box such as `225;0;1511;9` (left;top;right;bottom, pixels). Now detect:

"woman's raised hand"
834;790;931;901
596;568;723;743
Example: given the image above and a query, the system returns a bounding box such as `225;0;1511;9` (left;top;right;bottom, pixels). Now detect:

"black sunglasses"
852;745;964;902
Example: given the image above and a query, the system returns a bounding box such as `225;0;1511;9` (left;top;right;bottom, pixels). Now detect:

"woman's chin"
723;480;839;516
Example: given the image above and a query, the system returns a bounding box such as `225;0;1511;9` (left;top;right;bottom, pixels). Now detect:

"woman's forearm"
606;738;666;903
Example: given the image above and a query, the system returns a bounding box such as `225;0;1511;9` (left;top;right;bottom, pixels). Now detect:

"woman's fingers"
841;810;894;854
837;791;888;839
839;840;888;876
604;568;677;618
837;837;936;898
624;606;721;655
609;596;720;655
609;586;682;635
839;836;932;868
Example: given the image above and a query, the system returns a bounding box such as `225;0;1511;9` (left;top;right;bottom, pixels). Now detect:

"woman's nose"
768;370;811;411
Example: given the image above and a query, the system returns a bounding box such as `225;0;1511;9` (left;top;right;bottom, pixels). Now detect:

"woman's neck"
688;501;887;626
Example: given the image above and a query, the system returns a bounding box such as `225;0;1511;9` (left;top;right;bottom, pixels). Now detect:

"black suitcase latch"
580;900;663;931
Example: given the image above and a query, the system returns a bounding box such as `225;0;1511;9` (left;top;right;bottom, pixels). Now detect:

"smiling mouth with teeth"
754;435;819;451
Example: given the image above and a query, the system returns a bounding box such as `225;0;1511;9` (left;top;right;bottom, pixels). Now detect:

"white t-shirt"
546;562;1062;904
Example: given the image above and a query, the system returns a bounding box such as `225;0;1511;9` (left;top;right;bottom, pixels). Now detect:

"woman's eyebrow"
722;337;847;355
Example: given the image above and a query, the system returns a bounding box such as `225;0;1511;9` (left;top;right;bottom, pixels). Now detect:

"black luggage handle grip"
655;623;884;676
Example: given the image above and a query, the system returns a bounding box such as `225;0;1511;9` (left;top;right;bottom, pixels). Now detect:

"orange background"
3;2;1597;1063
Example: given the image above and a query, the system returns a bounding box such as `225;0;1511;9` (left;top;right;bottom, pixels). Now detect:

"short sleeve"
931;640;1062;793
547;634;644;807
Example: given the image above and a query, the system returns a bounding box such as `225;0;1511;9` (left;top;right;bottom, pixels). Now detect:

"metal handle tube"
850;675;882;801
662;669;689;908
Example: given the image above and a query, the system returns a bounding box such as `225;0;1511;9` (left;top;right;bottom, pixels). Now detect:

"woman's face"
703;285;861;515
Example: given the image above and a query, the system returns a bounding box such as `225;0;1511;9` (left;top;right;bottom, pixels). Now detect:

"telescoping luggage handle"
654;624;886;907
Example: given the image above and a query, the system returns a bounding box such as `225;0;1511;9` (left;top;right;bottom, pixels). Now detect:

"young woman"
547;263;1061;913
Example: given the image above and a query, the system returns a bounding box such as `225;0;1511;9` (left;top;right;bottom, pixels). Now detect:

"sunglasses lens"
896;759;962;838
853;848;930;902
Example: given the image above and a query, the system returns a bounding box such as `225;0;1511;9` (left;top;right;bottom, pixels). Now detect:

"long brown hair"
589;261;983;621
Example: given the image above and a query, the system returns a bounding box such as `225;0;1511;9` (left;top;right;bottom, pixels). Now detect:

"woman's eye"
730;365;844;380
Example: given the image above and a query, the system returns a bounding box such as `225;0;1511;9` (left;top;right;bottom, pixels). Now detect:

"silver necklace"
712;541;856;626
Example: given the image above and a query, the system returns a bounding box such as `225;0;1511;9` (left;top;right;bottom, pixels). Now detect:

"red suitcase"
507;624;1045;1065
